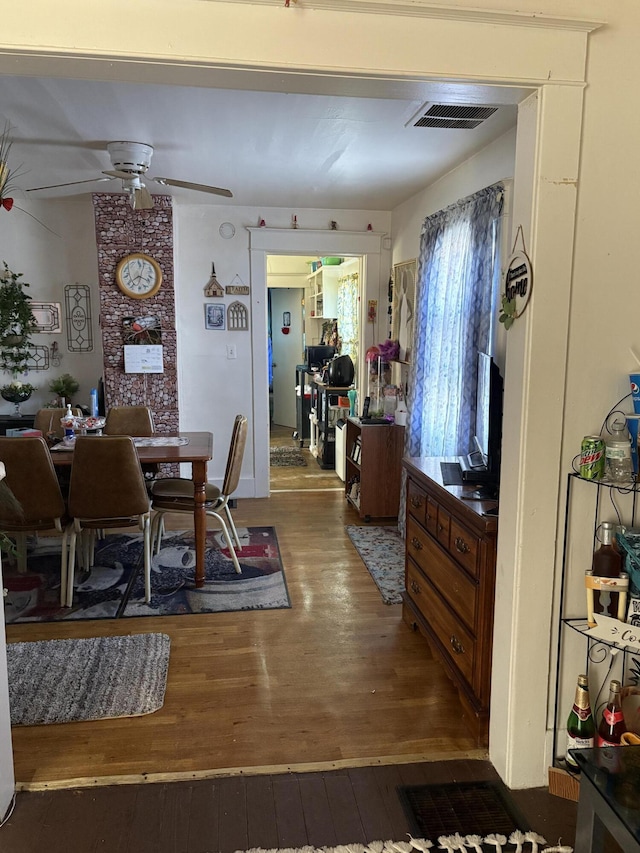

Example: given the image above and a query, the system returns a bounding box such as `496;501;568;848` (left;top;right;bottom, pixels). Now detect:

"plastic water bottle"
64;403;75;443
605;419;633;483
90;388;99;417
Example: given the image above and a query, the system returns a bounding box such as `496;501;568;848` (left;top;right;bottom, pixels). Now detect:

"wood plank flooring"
0;760;579;852
2;436;580;849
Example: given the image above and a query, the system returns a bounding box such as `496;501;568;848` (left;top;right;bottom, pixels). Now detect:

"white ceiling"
1;74;524;211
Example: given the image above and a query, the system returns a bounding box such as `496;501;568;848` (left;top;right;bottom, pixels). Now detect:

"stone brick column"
92;193;178;434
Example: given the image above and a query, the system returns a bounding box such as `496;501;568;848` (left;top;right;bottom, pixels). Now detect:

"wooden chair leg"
142;515;152;603
66;526;79;607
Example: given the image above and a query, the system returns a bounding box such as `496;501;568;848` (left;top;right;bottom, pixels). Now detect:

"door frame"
249;228;385;499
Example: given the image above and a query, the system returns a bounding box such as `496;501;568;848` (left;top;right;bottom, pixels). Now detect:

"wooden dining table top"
49;431;213;466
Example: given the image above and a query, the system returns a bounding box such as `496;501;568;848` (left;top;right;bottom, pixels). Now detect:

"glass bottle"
596;679;626;747
565;673;595;768
605;419;633;483
592;522;622;618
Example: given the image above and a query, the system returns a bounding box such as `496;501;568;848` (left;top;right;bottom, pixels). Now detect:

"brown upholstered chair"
104;406;155;436
65;436;151;607
150;414;247;574
33;407;83;440
0;436;70;601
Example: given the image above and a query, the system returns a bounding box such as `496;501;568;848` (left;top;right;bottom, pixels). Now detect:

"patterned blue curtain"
406;184;504;459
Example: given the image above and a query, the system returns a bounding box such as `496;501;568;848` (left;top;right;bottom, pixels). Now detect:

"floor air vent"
412;103;498;130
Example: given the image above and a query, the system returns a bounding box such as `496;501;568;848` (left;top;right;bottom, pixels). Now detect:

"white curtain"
337;272;359;374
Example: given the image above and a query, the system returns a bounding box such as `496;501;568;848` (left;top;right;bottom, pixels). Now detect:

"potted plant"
0;263;38;375
48;373;80;405
0;379;36;417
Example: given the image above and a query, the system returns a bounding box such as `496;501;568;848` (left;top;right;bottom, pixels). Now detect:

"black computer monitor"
306;345;336;373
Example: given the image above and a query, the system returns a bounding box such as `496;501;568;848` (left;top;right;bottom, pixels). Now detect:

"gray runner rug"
7;633;170;726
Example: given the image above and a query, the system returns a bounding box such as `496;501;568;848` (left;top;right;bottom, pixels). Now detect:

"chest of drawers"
402;456;498;746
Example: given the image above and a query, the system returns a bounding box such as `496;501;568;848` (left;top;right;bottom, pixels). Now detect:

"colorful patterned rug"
345;524;404;604
3;527;290;623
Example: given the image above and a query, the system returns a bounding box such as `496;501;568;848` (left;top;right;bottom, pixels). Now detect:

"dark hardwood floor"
1;760;578;853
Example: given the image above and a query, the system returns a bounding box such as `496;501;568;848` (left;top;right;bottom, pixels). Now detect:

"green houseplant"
0;262;38;376
48;373;80;405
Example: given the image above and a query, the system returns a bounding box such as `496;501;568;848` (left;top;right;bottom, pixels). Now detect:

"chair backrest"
33;407;83;439
221;415;248;497
104;406;155;437
0;436;66;524
68;436;149;520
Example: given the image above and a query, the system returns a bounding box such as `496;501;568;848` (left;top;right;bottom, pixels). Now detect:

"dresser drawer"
407;479;427;525
406;560;476;686
436;506;450;549
406;517;477;631
449;517;482;579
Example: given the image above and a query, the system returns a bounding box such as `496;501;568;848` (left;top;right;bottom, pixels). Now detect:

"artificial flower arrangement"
0;379;35;402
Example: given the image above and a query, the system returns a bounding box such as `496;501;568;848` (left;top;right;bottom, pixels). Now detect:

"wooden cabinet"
402;456;498;745
345;417;405;520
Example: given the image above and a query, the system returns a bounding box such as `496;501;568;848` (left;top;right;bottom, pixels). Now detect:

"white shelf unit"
306;265;340;320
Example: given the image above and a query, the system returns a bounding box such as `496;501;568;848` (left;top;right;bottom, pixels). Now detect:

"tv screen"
461;351;503;498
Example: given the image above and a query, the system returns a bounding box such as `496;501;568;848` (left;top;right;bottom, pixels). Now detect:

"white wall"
0;197;103;410
174;204;391;494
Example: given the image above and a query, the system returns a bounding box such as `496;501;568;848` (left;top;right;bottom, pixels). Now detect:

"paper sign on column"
124;345;164;374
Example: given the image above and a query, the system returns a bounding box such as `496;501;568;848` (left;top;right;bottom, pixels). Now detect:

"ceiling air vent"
411;104;498;130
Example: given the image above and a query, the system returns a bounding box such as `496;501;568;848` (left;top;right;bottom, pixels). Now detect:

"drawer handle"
426;512;434;523
454;537;470;554
450;635;465;655
437;523;445;533
410;496;423;508
410;537;422;551
410;579;421;595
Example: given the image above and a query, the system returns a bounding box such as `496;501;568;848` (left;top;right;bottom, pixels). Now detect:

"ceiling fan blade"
150;177;233;198
102;169;137;180
26;176;114;192
131;186;154;210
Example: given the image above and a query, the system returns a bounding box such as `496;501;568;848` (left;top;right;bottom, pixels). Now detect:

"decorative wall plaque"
24;344;50;371
227;301;249;331
64;284;93;352
31;302;62;333
226;285;250;295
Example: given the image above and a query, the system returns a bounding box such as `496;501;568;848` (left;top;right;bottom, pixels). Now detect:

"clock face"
116;253;162;299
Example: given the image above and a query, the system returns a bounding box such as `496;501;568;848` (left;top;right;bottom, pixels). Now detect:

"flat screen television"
459;351;504;499
306;345;336;373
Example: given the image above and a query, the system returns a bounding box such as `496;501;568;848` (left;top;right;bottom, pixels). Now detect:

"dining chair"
0;436;71;603
33;407;83;440
65;435;152;607
150;414;247;575
104;405;155;436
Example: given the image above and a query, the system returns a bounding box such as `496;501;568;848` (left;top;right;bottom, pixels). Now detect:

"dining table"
51;431;214;588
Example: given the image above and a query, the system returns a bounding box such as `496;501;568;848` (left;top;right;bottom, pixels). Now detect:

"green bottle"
565;674;595;768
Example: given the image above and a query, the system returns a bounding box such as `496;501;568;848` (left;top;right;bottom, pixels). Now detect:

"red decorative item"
1;198;13;211
367;223;372;231
281;327;290;335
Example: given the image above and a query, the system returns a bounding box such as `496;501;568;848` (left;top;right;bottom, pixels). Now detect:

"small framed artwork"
204;303;225;330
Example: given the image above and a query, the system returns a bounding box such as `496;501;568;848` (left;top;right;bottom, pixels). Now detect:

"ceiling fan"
25;140;233;209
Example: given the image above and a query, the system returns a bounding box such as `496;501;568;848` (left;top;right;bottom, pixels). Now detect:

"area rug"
238;836;567;853
7;633;170;726
398;781;531;843
270;446;307;467
3;526;291;623
345;524;404;604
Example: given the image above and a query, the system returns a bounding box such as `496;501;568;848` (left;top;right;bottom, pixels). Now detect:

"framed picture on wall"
204;303;225;330
391;259;417;363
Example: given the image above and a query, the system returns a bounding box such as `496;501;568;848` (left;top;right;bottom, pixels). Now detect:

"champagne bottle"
565;674;595;767
592;522;623;617
596;679;626;747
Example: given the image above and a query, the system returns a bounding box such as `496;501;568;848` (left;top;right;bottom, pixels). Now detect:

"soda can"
580;435;605;480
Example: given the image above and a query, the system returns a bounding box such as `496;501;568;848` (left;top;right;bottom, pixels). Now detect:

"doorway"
266;252;362;492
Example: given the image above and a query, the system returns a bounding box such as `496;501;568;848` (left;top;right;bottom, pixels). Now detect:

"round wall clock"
219;222;236;239
115;252;163;299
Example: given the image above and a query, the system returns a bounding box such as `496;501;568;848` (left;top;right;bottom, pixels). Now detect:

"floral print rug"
345;525;404;604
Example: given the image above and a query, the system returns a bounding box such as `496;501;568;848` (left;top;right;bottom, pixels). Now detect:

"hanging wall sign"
499;225;533;330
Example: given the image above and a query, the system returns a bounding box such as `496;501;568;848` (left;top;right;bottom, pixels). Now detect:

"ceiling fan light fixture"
107;141;154;175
